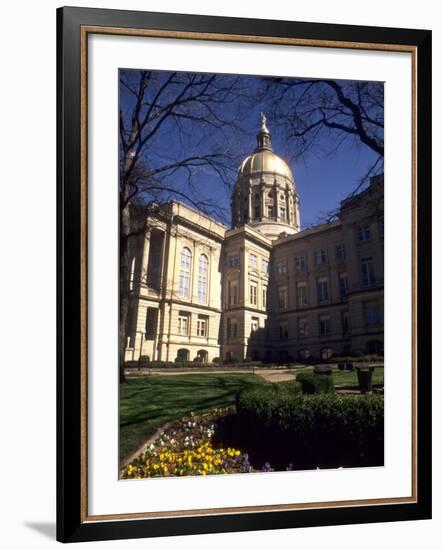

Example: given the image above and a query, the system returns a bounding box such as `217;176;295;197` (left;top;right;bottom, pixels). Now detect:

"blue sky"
120;70;382;228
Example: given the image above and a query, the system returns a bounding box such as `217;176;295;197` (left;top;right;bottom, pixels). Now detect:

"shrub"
138;355;150;367
232;388;384;468
331;354;383;364
212;357;221;364
296;372;335;394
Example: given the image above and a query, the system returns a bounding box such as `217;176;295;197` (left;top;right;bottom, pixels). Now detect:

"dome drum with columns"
231;114;300;240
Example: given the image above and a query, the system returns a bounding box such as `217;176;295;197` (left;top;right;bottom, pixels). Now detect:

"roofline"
160;200;229;229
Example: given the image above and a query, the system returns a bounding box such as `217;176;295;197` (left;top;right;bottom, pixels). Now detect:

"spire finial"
256;112;272;150
260;112;269;133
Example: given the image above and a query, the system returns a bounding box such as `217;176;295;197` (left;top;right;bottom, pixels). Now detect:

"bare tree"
259;77;384;214
119;69;244;382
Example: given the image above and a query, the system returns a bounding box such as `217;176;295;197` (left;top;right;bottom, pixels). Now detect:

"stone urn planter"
355;365;375;393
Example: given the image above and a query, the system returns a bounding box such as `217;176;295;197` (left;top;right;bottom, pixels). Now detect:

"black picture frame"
57;6;432;543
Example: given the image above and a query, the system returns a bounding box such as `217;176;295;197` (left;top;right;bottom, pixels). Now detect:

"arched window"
176;348;190;362
179;248;192;298
197;349;208;363
198;254;208;303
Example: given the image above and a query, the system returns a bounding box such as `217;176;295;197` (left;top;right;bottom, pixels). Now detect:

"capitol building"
124;117;384;364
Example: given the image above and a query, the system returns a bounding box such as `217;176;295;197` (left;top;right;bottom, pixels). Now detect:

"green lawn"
296;367;384;387
119;373;267;464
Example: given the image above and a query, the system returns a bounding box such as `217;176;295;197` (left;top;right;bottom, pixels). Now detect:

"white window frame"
298;318;309;338
276;259;287;274
196;315;208;337
178;312;190;336
358;224;371;242
361;258;376;287
251;317;259;333
315;249;328;265
339;272;349;299
197;254;208;303
336;244;346;260
319;315;331;336
317;277;329;304
250;281;258;306
297;282;308;307
278;287;288;310
179;247;192;298
294;256;305;270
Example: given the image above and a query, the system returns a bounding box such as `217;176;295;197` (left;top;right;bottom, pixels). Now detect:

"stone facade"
124;121;384;363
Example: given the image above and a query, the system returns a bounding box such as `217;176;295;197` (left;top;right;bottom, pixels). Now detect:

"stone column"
285;187;292;225
295;195;301;231
140;227;151;286
261;183;267;222
160;229;168;294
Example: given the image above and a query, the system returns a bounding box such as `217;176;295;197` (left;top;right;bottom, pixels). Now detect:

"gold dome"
238;149;294;181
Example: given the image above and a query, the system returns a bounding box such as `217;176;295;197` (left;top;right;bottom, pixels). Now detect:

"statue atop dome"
260;112;269;133
256;112;272;151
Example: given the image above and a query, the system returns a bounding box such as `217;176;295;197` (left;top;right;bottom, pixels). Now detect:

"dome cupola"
231;114;300;240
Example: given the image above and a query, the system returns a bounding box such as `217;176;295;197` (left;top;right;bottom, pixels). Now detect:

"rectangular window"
336;244;346;260
294;256;305;270
251;317;259;333
279;206;286;219
317;277;329;303
297;282;308;307
267;206;274;218
279;322;288;340
339;272;349;300
358;224;371;242
145;307;158;339
342;311;350;333
227;280;238;306
361;258;376;287
298;318;309;338
177;311;190;336
196;315;208;337
250;281;258;306
278;287;288;310
248;253;257;269
319;315;331;336
276;259;287;274
227;318;237;338
254;206;260;218
228;254;239;268
364;302;382;325
261;259;269;273
314;249;328;265
197;256;208;304
262;286;267;309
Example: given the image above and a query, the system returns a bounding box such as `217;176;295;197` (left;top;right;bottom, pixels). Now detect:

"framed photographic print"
57;6;432;543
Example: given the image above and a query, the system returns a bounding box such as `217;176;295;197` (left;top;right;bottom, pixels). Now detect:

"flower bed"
121;409;255;479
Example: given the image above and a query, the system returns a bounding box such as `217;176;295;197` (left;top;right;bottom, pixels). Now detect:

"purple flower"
263;462;271;472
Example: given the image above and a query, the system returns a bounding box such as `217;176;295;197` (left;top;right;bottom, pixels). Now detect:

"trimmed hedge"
296;372;335;394
124;360;289;370
331;355;384;363
215;386;384;469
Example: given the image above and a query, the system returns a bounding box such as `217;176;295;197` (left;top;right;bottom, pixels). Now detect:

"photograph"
118;69;385;480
